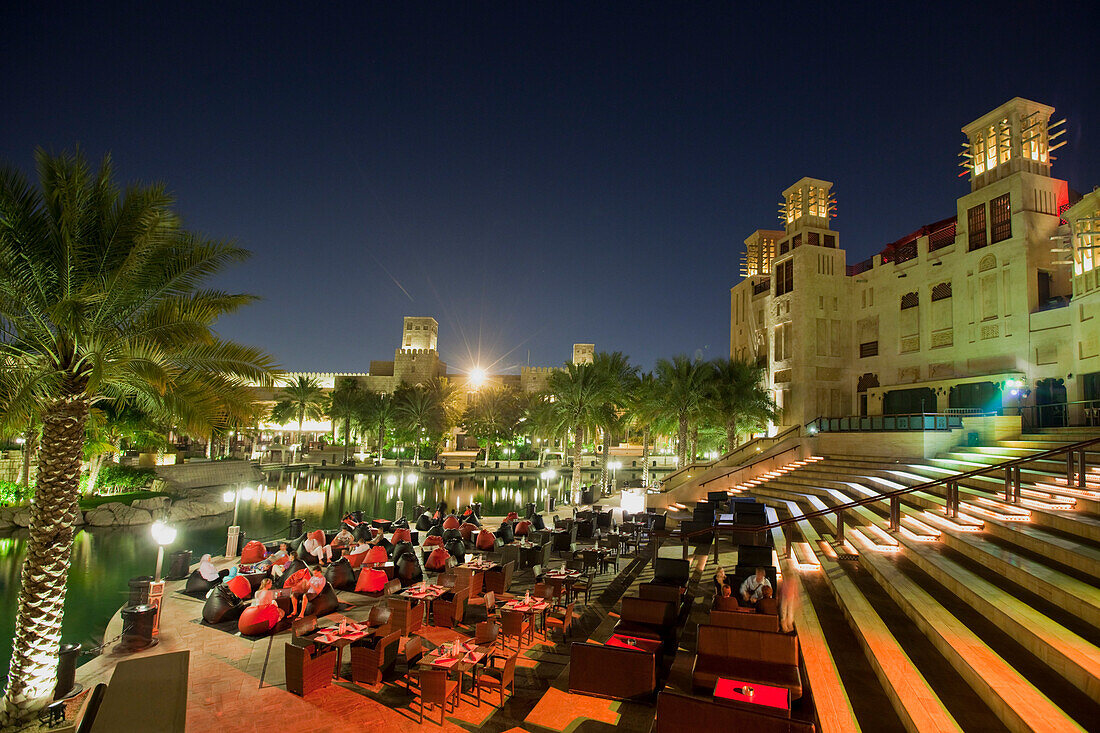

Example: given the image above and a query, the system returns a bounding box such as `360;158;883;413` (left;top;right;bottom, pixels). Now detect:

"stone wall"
154;460;263;490
0;455;34;484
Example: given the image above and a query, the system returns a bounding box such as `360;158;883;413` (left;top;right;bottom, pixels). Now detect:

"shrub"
0;480;33;505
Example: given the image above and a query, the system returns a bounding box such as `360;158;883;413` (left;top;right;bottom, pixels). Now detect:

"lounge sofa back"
693;624;801;699
709;609;780;633
621;596;675;627
652;558;690;587
655;690;814;733
638;582;681;605
568;642;655;700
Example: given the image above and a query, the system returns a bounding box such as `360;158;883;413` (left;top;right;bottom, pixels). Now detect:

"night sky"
3;3;1098;374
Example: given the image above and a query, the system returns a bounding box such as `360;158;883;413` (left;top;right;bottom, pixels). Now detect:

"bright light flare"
151;520;177;546
468;367;487;388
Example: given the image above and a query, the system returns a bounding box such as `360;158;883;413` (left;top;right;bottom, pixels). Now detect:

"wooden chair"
598;537;619;573
433;588;468;628
475;620;500;648
580;549;600;575
569;568;594;605
544;601;574;640
367;604;392;629
350;629;400;685
465;589;496;624
499;609;532;650
394;635;424;687
484;562;514;597
475;652;517;706
387;596;422;635
417;669;460;725
290;614;318;647
383;578;402;596
284;642;336;696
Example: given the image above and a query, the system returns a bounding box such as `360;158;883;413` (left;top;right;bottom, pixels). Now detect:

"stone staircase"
700;427;1100;733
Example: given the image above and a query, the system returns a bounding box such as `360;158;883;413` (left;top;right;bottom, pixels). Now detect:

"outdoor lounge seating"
351;629;400;684
484;561;513;596
184;568;226;595
201;583;245;625
237;603;281;635
655;689;814;733
284;641;336;696
324;558;356;589
354;567;389;594
613;596;676;647
568;642;656;700
433;587;468;628
691;624;802;699
417;669;460;725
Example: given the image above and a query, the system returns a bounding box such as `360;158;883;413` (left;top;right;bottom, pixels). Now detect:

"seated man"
756;585;779;615
272;548;297;579
302;535;333;566
341;512;360;529
291;568;328;619
712;583;733;610
331;526;355;552
347;539;371;557
739;567;772;605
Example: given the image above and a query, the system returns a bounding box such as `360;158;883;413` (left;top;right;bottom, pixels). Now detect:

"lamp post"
608;461;622;495
151;521;177;581
222;485;254;557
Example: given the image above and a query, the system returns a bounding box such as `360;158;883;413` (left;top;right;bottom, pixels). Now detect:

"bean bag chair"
444;539;465;565
226;574;253;600
347;550;367;569
185;569;225;595
238;571;271;592
423;534;444;548
240;540;267;565
442;528;462;544
462;512;481;527
495;523;515;544
238;604;281;636
282;567;312;592
307;529;326;546
415;513;434;532
275;560;309;588
514;520;531;537
425;524;443;538
392;517;410;529
476;531;498;552
459;523;477;543
531;513;546;531
355;567;388;594
442;515;460;530
303;583;339;617
396;553;424;586
353;523;374;542
506;511;519;521
324;558;356;590
391;541;415;563
391;527;412;544
202;584;245;625
425;548;451;573
375;536;394;555
365;545;389;565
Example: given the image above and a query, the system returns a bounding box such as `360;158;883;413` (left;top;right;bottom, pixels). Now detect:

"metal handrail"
673;433;1100;543
699;443;801;488
658;426;801;491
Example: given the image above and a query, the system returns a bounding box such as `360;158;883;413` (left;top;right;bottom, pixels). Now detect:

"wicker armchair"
387;597;423;635
433;588;468;628
417;669;459;725
475;620;500;647
350;629;400;685
484;562;514;597
499;609;532;650
464;590;496;624
284;642;336;696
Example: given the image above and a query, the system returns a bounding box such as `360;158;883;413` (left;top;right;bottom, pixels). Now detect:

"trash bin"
54;643;82;700
288;517;304;539
127;576;153;607
545;495;555;514
167;550;192;581
525;502;536;519
120;604;157;650
473;502;482;518
235;530;246;556
967;431;981;447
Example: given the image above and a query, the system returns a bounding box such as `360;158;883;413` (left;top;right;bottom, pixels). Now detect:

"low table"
605;633;661;654
416;641;495;693
312;622;373;679
713;677;791;717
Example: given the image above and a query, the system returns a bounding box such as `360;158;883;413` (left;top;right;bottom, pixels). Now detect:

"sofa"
613;596;676;646
709;609;780;633
655;690;814;733
652;558;690;588
691;624;801;699
568;642;656;700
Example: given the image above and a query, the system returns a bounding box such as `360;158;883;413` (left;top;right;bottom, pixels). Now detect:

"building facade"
731;98;1098;429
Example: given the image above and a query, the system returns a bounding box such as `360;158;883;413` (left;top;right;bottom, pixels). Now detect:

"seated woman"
273;549;299;579
252;578;284;618
712;566;728;597
291;568;328;619
198;554;220;583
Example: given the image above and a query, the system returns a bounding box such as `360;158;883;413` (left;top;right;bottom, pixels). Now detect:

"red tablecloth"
714;677;790;713
605;634;661;653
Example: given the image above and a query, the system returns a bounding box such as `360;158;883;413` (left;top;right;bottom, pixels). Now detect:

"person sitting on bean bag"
272;549;297;580
302;534;333;566
341;512;360;529
251;578;283;618
198;554;220;582
331;527;354;553
291;568;327;620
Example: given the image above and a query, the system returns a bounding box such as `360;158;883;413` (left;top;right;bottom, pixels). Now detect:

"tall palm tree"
393;384;445;463
627;372;665;488
707;358;777;453
524;394;568;467
271;376;325;450
358;390;395;463
542;362;608;495
327;377;363;464
591;351;638;494
461;386;524;466
654;355;710;467
0;150;276;724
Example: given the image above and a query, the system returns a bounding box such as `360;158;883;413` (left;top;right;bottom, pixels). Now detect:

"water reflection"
0;469;580;688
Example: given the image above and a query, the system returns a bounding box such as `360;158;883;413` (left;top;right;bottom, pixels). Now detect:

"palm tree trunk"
725;419;737;455
85;453;105;495
599;429;610;495
641;426;651;487
677;416;688;466
296;408;304;452
19;427;36;488
343;416;351;464
413;428;421;463
690;426;698;463
1;398;88;725
377;419;385;463
570;425;582;494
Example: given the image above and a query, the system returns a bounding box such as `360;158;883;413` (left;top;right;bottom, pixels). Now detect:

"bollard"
226;525;241;558
396;500;404;521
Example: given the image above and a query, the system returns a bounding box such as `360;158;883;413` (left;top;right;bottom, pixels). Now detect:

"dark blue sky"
3;3;1098;373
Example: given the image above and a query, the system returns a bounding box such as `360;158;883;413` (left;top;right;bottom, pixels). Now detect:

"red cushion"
348;551;366;569
308;529;326;545
226;574;252;600
240;541;267;565
284;568;311;590
459;523;477;542
355;568;388;593
476;531;497;551
238;604;280;635
506;511;518;521
442;516;460;530
514;520;531;536
425;548;451;572
391;527;412;544
423;535;444;547
366;545;389;564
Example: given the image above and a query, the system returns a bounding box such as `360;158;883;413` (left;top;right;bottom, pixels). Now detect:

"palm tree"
627;372;665;488
654;355;710;467
542;362;608;495
327;377;363;464
707;358;776;452
591;352;638;494
271;376;325;450
461;386;525;466
393;384;445;463
358;390;395;463
0;150;276;724
524;395;567;467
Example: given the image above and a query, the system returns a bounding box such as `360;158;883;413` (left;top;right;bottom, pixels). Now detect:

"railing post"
714;529;720;563
1067;451;1075;487
785;541;793;559
945;481;958;518
1079;450;1087;489
889;496;900;532
1004;466;1012;502
836;510;845;544
1014;466;1022;502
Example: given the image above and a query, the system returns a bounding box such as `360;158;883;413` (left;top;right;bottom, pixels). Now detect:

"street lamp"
608;461;622;494
151;521;177;581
